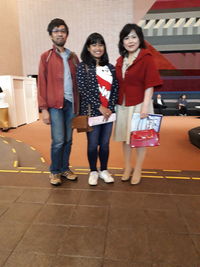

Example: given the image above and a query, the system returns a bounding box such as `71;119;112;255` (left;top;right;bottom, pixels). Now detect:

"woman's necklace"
124;54;136;69
128;48;140;64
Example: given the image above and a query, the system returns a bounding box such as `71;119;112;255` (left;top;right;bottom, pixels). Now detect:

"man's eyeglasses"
52;29;67;33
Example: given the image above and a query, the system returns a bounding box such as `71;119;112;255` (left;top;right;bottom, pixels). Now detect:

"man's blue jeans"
49;100;74;174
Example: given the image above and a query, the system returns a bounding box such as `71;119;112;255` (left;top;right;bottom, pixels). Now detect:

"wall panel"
0;0;22;75
133;0;156;23
17;0;134;75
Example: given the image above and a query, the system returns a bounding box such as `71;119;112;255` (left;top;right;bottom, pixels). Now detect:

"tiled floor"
1;171;200;267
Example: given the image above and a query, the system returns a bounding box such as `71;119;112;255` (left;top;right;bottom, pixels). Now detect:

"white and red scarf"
96;65;113;107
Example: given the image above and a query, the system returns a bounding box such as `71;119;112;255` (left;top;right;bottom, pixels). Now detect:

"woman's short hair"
180;94;186;99
81;33;109;66
47;18;69;35
118;23;146;57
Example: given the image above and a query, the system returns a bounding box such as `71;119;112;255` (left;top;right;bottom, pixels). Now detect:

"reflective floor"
0;169;200;267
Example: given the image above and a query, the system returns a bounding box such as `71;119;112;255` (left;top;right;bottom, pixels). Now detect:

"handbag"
72;115;93;133
130;113;162;148
130;128;160;148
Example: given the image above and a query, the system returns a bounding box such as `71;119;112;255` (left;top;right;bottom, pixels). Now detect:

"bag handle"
85;64;91;117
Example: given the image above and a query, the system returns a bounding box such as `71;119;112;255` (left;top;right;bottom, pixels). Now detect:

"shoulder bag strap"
84;64;92;117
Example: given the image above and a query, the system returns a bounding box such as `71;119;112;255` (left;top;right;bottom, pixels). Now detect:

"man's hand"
42;109;50;124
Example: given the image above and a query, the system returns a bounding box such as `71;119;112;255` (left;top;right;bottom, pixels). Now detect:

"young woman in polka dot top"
77;33;118;186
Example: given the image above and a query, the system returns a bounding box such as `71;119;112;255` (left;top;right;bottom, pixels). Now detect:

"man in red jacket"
38;18;79;186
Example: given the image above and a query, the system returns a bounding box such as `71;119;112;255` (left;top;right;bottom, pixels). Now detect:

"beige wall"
0;0;23;75
0;0;156;76
17;0;135;75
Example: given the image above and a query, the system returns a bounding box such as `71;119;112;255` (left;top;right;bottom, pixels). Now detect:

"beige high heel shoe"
130;170;142;185
121;168;133;181
130;177;141;185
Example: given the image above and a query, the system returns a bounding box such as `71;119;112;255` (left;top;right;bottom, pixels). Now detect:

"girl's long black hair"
80;32;109;66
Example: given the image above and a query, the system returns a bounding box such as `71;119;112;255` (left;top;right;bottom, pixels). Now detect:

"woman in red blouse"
114;24;162;185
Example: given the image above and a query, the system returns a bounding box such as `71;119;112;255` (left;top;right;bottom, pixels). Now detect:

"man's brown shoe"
49;173;62;186
61;170;78;181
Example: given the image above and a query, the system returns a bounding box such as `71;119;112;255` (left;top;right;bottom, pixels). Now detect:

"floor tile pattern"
0;170;200;267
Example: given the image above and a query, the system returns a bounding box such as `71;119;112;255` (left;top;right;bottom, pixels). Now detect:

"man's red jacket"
38;46;79;113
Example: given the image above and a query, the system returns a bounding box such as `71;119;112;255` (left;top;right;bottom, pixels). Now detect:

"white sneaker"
88;171;99;186
99;170;114;183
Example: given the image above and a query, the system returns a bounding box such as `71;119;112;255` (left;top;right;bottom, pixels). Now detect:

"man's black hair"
47;18;69;35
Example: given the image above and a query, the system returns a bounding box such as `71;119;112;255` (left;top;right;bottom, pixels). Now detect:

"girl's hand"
99;105;112;120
